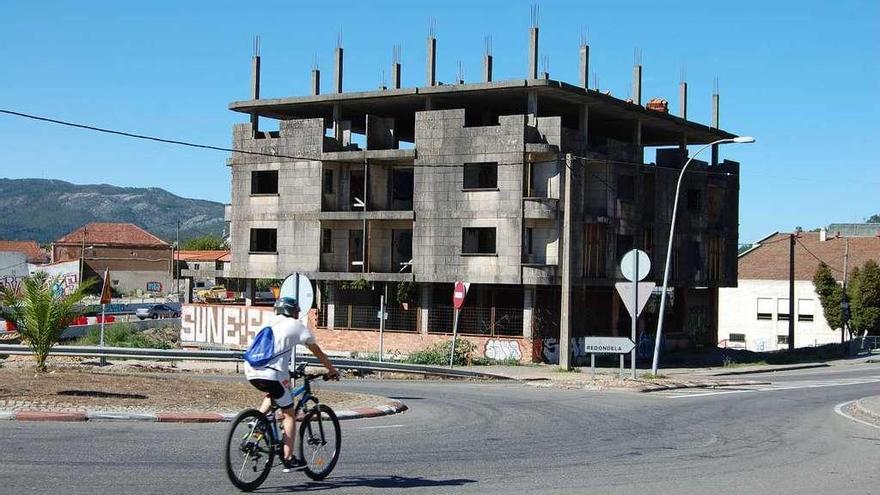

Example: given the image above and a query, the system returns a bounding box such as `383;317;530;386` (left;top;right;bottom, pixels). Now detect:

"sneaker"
281;456;307;473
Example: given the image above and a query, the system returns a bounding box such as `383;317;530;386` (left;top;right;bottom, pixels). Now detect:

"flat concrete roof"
229;79;737;146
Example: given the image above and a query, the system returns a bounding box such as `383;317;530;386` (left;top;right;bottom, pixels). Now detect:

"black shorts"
249;378;294;409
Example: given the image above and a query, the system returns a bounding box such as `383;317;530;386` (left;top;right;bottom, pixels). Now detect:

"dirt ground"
0;356;388;413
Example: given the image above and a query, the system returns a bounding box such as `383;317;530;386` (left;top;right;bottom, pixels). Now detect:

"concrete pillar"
528;27;539;79
250;54;261;134
325;283;336;329
246;279;256;305
392;63;401;89
419;284;430;334
559;154;575;369
483;54;493;82
579;44;589;89
426;37;437;86
711;92;720;165
679;81;688;119
527;90;538;126
332;103;342;143
579;104;589;143
523;285;536;340
632;64;642;106
334;47;344;94
311;69;321;96
425;96;433;111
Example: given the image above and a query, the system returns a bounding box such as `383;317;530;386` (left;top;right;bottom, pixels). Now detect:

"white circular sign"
620;249;651;282
279;273;314;322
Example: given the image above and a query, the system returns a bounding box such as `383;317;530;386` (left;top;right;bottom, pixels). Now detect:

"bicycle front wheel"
223;409;275;491
297;404;341;480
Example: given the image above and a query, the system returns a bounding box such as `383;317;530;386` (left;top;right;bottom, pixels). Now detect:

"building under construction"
221;19;743;362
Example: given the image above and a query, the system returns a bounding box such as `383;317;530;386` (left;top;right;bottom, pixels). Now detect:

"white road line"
665;389;753;399
355;424;405;430
833;400;880;431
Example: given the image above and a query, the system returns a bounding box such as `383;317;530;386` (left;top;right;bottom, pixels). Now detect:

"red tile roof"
739;232;880;281
0;240;49;264
54;223;169;248
175;250;230;262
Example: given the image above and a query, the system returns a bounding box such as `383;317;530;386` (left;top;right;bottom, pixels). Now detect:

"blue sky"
1;0;877;244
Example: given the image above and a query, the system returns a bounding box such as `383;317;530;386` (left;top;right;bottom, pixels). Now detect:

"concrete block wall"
413;109;525;284
228;118;326;279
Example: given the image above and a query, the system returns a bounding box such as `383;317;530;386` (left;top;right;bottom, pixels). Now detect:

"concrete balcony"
523;197;558;220
321;148;416;163
522;263;558;285
318;210;414;221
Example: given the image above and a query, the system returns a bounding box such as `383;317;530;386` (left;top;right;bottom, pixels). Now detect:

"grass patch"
722;357;768;368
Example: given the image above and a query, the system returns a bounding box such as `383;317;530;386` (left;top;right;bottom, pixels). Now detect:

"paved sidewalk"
853;395;880;422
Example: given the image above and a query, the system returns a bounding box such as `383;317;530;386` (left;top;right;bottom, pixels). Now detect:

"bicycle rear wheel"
224;409;275;491
297;404;341;480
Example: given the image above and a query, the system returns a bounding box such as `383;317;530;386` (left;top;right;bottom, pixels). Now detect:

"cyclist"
244;296;339;471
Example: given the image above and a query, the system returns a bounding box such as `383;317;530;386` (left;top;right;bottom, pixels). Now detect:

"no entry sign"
453;281;468;309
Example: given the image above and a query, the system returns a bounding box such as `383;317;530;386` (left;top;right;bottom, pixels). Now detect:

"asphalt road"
0;365;878;495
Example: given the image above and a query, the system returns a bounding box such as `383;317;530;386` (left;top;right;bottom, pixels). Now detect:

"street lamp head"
732;136;755;143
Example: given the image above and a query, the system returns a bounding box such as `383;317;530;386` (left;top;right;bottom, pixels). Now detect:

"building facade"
219;28;744;362
52;223;172;295
718;230;880;351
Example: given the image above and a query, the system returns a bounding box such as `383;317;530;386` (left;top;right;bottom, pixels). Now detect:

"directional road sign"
581;337;636;354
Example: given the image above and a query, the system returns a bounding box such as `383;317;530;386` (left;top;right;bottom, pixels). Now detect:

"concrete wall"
227;119;325;279
413;109;524;284
718;279;837;351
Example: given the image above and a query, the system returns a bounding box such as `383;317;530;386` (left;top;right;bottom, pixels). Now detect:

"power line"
795;238;844;274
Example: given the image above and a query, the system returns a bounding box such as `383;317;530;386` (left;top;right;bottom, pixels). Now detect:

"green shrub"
75;323;173;349
406;339;476;366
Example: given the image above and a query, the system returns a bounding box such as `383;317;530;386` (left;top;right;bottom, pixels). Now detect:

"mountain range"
0;178;225;244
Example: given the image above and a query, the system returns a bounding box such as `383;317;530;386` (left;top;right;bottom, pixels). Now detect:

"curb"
710;363;829;376
638;379;771;393
0;400;408;424
853;398;880;422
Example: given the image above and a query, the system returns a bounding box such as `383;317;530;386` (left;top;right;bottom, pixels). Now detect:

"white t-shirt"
244;314;316;381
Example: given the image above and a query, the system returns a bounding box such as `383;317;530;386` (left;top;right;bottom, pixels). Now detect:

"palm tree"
1;272;94;372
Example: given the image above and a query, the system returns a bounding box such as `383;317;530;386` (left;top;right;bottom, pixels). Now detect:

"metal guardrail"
0;344;510;380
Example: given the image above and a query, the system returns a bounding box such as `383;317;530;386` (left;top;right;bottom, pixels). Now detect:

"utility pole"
175;219;180;300
842;238;849;348
559;153;574;370
788;233;795;351
79;226;86;285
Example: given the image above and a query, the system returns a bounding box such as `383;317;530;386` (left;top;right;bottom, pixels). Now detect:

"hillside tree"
181;234;227;251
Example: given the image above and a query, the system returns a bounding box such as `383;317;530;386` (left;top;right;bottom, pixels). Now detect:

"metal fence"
327;304;418;332
427;306;522;336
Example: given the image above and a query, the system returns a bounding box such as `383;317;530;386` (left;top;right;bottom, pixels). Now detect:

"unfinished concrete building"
223;25;742;362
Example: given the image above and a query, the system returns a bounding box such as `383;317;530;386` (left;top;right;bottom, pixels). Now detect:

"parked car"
196;285;227;301
136;304;180;320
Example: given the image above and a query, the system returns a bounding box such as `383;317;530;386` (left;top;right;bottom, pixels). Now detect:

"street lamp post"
650;136;755;375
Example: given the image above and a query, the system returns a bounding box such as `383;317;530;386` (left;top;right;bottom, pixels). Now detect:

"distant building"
52;223;172;295
0;240;49;264
826;223;880;238
174;250;230;300
718;230;880;351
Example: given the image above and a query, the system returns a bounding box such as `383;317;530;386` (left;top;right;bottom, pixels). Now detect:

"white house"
718;229;880;351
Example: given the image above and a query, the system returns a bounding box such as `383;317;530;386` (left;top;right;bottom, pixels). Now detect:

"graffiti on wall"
146;281;162;293
0;275;25;294
484;339;523;361
180;304;274;347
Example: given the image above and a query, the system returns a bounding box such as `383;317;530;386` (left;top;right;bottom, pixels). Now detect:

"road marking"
355;424;405;430
658;375;880;399
833;400;880;431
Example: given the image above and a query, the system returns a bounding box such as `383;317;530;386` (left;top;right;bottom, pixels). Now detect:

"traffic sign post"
449;281;468;368
620;249;651;379
580;336;636;379
279;273;315;323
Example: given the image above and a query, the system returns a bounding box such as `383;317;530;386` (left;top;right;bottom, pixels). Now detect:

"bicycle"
223;363;342;491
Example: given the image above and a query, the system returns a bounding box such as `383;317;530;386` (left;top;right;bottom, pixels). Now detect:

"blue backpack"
243;326;289;368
